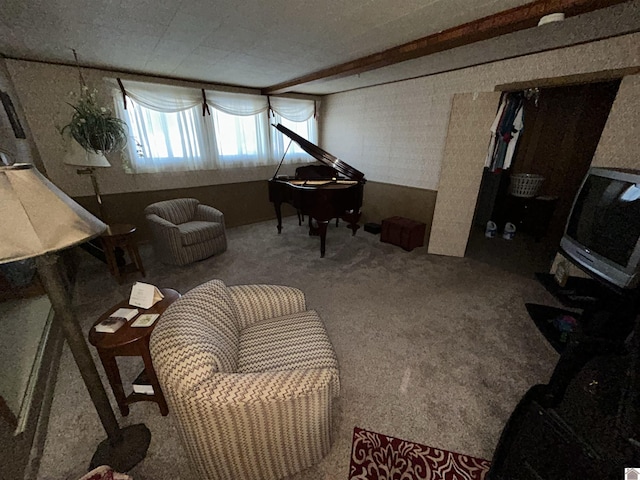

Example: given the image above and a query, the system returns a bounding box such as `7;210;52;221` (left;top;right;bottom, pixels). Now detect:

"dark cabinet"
497;195;558;240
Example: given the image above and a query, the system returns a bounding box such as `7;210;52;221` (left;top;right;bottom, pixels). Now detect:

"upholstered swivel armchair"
149;279;340;480
144;198;226;266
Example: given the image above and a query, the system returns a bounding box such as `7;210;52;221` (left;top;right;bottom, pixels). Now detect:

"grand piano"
268;123;366;257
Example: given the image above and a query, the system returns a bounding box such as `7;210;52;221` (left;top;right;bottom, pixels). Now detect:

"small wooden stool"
101;224;145;284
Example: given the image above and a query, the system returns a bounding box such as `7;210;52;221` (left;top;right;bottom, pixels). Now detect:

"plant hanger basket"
61;50;128;155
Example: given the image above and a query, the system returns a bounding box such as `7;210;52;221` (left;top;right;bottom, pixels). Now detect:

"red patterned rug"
349;427;491;480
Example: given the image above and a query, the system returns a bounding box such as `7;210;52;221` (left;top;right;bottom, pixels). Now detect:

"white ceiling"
0;0;637;95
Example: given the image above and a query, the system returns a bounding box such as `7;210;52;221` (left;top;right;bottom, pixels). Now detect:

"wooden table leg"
99;353;129;416
101;238;122;284
126;241;146;278
141;345;168;416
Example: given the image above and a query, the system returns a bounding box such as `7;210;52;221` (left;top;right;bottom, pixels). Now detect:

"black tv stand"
489;271;640;479
527;273;637;354
525;303;579;354
534;273;603;309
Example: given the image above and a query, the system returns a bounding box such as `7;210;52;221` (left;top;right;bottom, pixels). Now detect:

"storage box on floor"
380;216;426;251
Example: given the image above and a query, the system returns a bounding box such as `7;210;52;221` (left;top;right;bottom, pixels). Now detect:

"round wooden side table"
89;288;180;416
100;224;145;284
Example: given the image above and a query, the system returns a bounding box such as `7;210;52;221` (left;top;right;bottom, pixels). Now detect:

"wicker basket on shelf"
509;173;545;198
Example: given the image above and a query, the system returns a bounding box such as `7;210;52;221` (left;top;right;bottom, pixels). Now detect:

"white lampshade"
63;140;111;168
0;163;107;263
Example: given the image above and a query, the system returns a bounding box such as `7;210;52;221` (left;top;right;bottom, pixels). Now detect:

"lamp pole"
1;163;150;472
76;166;107;222
35;254;150;471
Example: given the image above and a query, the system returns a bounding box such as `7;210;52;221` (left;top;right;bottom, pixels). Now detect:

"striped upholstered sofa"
144;198;227;266
149;279;340;480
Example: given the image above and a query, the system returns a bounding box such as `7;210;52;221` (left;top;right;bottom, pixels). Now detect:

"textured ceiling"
0;0;637;95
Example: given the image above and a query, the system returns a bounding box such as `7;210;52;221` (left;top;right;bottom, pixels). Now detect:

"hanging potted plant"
61;85;128;154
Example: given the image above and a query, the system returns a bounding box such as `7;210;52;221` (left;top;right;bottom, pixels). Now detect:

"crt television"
561;167;640;290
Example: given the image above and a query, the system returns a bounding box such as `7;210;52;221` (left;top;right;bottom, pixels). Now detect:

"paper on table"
131;313;160;328
109;308;139;321
129;282;164;309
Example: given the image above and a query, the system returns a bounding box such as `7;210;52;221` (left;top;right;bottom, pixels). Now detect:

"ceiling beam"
262;0;631;95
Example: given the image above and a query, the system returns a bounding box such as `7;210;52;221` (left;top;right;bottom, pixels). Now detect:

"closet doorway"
466;79;621;276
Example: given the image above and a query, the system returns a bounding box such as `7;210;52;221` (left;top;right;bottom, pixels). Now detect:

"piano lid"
273;123;365;182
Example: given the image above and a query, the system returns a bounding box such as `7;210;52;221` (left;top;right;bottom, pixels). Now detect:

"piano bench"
381;216;426;251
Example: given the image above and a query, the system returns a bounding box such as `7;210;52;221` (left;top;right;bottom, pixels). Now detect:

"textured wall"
74;180;294;242
592;74;640;170
4;60;307;199
321;32;640;191
361;181;437;237
0;59;44;172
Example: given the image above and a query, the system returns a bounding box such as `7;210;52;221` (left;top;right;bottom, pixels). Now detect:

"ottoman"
380;216;426;251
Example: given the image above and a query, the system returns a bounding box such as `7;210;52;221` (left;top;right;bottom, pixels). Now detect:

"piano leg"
342;210;361;236
274;202;283;234
317;220;329;258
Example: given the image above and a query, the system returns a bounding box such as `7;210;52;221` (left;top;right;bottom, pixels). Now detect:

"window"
122;98;216;172
112;79;318;174
211;109;270;165
270;112;317;163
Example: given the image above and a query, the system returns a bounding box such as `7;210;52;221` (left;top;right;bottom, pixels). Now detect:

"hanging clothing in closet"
485;92;524;172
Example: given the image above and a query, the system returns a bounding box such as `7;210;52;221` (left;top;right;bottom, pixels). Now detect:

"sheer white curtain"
206;90;268;115
112;80;218;173
269;97;318;163
110;78;319;173
116;80;202;111
205;90;271;168
117;98;219;173
270;96;316;122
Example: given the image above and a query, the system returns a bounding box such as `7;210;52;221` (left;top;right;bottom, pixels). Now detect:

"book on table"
132;370;154;395
94;317;126;333
94;308;139;333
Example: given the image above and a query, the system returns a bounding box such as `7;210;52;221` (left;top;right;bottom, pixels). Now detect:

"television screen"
567;173;640;268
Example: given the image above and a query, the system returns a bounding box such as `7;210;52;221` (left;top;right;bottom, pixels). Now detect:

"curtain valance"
204;90;268;116
108;79;202;112
269;97;316;122
110;78;317;120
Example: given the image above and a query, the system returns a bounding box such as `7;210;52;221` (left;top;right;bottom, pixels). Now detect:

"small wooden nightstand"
100;224;145;284
88;288;180;416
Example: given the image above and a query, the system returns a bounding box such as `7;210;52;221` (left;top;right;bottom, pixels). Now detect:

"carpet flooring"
35;217;560;480
349;427;490;479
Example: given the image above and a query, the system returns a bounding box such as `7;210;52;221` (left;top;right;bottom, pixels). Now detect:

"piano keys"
268;123;366;257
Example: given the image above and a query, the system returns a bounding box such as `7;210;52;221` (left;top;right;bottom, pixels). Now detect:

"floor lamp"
64;141;111;221
0;163;150;472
